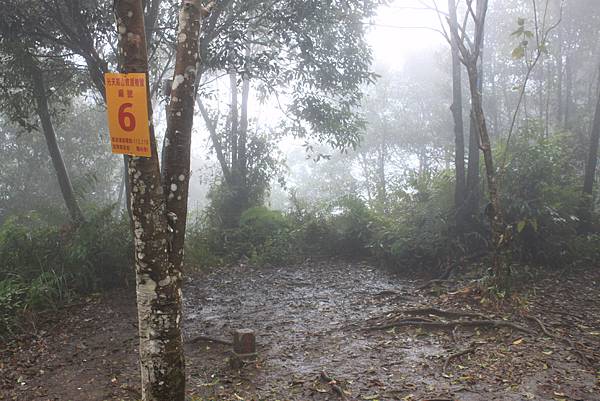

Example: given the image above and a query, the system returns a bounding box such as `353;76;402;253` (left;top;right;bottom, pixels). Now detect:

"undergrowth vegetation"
0;207;132;338
186;132;600;278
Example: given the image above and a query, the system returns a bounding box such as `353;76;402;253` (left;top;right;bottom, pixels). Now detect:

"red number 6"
118;103;136;132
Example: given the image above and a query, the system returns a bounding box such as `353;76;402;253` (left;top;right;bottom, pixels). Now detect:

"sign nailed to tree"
104;72;151;157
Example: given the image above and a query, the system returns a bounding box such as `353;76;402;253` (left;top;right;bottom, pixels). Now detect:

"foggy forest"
0;0;599;400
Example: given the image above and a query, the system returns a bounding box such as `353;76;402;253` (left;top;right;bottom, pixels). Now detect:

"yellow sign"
104;72;152;157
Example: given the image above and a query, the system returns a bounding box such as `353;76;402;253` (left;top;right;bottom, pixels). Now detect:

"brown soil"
1;260;599;401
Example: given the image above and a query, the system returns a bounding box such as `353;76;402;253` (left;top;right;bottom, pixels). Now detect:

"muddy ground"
1;260;599;401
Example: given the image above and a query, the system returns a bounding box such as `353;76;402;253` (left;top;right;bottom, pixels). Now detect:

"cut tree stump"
230;329;257;369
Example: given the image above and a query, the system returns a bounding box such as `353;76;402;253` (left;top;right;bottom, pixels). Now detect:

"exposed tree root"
366;319;534;334
403;307;487;320
524;314;595;368
416;279;454;291
188;334;233;346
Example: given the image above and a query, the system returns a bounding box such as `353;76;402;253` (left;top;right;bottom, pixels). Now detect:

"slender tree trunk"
556;31;564;126
565;52;573;129
197;98;231;181
238;66;251;210
450;0;507;282
465;2;485;226
578;82;600;233
467;62;506;281
229;67;239;171
465;114;480;221
448;0;466;226
377;136;387;211
29;60;84;224
161;0;210;272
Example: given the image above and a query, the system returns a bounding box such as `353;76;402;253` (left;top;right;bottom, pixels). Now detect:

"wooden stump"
230;329;257;369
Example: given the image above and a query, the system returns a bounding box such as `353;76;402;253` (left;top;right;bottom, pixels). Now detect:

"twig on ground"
443;346;477;373
524;315;552;337
319;371;346;399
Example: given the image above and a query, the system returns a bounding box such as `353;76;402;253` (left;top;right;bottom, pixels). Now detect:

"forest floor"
1;260;599;401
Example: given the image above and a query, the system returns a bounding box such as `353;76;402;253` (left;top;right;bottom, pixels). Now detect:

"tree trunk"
229;67;239;171
450;0;507;282
465;0;485;227
578;82;600;233
377;137;387;211
448;0;466;226
238;67;251;210
565;52;573;129
29;59;85;225
113;0;213;398
465;113;480;221
161;0;209;273
556;31;564;126
197;98;231;182
466;62;506;281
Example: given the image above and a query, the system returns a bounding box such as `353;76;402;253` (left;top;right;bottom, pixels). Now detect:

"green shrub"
500;132;584;266
369;170;462;273
0;207;132;337
239;207;294;265
0;277;27;338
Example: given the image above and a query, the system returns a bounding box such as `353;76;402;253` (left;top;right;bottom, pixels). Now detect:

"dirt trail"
1;260;599;400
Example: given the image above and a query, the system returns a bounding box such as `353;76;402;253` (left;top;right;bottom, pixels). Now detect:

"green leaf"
511;27;524;37
512;46;525;59
530;219;538;232
517;220;526;233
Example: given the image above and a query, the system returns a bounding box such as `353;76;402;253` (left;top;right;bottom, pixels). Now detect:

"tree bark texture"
29;60;85;225
113;0;214;399
161;0;211;274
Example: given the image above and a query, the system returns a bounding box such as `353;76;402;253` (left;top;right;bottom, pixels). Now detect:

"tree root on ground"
403;307;487;320
188;334;233;346
363;307;535;334
366;318;534;334
525;314;596;368
416;279;455;291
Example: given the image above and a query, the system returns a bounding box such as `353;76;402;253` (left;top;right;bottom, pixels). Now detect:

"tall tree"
113;0;213;399
27;55;85;224
0;27;86;224
448;0;466;227
195;0;379;226
579;74;600;233
449;0;508;282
